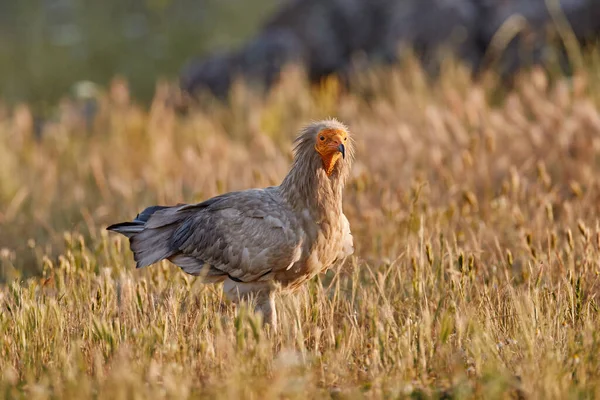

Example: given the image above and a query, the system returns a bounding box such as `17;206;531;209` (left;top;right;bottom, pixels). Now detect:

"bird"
107;119;354;330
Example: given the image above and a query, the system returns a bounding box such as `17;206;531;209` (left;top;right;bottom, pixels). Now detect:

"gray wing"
140;188;305;282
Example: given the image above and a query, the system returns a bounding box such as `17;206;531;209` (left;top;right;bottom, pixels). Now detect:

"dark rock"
381;0;482;74
237;29;305;90
180;0;600;100
261;0;361;80
180;51;237;99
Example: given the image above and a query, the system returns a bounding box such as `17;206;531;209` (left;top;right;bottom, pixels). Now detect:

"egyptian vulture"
107;119;354;329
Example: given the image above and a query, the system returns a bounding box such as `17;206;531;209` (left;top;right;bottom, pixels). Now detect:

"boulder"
180;0;600;99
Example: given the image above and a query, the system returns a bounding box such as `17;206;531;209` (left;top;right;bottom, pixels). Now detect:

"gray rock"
180;0;600;99
381;0;482;74
180;51;237;99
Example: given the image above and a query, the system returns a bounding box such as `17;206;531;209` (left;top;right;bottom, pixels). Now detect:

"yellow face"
314;128;348;175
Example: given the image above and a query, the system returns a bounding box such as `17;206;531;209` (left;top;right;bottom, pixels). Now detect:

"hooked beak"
338;143;345;159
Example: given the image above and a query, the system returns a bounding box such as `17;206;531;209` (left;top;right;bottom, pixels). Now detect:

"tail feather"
107;205;184;268
106;221;144;238
130;227;177;268
133;205;171;223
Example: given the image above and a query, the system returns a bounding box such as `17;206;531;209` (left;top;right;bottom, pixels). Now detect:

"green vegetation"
0;0;277;107
1;57;600;398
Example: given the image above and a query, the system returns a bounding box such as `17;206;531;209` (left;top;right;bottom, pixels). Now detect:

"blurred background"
3;0;600;112
0;0;279;108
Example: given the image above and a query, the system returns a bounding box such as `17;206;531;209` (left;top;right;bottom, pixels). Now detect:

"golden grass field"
1;57;600;399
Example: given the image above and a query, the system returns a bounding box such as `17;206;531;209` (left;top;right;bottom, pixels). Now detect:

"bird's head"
282;119;353;202
314;125;349;175
287;118;354;184
290;119;353;178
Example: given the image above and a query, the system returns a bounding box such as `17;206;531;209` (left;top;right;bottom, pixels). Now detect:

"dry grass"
2;58;600;399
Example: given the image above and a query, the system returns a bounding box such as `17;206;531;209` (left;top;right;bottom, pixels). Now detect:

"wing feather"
169;188;304;282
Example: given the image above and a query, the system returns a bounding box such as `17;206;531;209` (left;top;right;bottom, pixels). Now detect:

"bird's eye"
320;136;325;141
344;137;347;141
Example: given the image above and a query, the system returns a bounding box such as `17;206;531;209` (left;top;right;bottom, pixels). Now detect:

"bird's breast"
274;212;349;290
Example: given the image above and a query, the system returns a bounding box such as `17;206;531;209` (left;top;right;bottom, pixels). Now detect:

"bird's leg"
255;291;277;331
223;279;278;331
